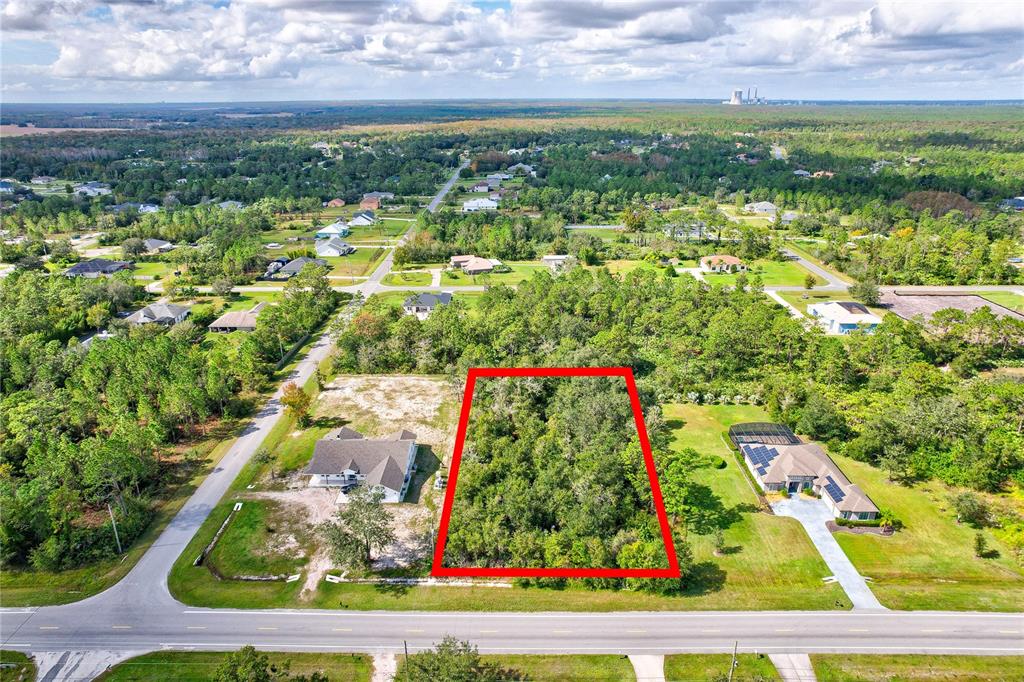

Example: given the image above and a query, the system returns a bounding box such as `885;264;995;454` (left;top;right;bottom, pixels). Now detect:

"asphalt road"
2;605;1021;657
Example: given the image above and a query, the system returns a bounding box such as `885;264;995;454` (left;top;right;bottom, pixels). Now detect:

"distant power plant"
724;87;768;105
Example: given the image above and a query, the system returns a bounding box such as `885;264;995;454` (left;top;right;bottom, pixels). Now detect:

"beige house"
730;423;879;520
208;302;265;332
700;254;747;273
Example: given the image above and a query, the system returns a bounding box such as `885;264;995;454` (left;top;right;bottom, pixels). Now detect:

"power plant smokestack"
754;86;758;101
747;87;751;101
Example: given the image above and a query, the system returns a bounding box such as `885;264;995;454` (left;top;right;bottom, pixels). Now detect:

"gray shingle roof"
65;259;132;276
403;292;452;309
279;257;328;275
125;303;190;325
303;433;417;493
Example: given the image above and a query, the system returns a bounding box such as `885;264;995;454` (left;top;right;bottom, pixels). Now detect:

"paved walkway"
628;654;665;682
370;652;396;682
769;653;817;681
771;498;885;610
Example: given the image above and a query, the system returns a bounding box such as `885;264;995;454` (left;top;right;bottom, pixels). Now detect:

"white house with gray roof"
303;428;418;503
730;422;879;520
125;303;190;327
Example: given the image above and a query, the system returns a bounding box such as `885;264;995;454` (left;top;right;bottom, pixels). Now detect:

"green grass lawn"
130;261;174;278
570;227;625;240
441;262;548;286
95;651;372;682
0;650;36;682
478;655;636;681
784;241;855;284
325;247;387;278
776;291;886;318
664;653;779;681
206;500;311;578
703;259;825;287
368;290;485;312
383;270;433;286
979;291;1024;313
663;403;851;611
191;291;282;322
810;654;1024;681
828;452;1024;611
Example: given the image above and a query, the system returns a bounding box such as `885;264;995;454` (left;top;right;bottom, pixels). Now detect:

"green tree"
280;382;311;426
804;273;816;290
974;532;988;558
320;486;395;569
848;279;880;306
950;492;988;527
403;636;518;682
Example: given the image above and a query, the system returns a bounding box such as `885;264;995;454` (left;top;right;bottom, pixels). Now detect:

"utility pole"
404;640;410;682
727;640;738;682
107;502;123;554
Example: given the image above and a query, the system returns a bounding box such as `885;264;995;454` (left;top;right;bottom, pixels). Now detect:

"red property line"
431;366;680;579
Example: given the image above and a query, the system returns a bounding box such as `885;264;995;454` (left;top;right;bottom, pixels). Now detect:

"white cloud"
1;0;1021;101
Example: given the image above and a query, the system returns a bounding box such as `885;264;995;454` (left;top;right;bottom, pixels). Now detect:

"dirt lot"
880;292;1024;323
250;375;458;596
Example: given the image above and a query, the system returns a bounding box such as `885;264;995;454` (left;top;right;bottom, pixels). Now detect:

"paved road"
2;607;1021;657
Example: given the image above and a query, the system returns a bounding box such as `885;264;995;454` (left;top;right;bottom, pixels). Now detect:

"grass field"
785;241;856;284
191;291;282;321
703;259;825;287
570;227;625;240
481;655;635;681
979;291;1024;313
828;452;1024;611
0;650;36;682
664;653;779;681
776;291;886;318
325;247;387;278
130;260;174;278
383;270;433;286
441;262;548;286
663;403;850;611
95;651;372;681
810;654;1024;681
207;500;311;578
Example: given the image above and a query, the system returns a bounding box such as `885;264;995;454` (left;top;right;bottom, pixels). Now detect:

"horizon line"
4;97;1024;107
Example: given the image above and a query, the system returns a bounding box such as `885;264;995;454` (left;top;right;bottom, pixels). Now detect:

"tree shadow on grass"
681;561;728;597
310;415;351;429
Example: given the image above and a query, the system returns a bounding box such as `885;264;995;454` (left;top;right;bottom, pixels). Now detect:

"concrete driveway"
772;497;885;611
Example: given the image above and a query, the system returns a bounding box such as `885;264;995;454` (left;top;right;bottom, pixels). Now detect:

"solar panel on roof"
824;475;845;502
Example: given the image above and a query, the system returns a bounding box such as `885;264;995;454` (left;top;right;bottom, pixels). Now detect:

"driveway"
771;497;885;611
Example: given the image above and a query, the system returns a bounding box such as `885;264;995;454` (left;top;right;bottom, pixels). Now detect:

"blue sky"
2;0;1022;103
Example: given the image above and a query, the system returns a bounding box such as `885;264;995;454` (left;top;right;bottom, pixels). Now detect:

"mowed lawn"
368;290;485;312
828;453;1024;611
478;655;634;682
663;403;850;611
441;261;548;286
95;651;372;681
810;654;1024;681
383;270;433;286
979;291;1024;313
664;653;779;681
324;247;387;278
776;291;887;318
703;259;825;287
206;500;312;578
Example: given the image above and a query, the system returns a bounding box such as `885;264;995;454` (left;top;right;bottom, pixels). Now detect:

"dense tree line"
337;268;1024;494
0;265;338;570
441;375;679;584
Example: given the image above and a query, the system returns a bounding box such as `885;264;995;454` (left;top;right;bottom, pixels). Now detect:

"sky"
2;0;1023;103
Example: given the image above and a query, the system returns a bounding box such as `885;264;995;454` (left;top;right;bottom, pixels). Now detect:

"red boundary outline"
431;366;680;579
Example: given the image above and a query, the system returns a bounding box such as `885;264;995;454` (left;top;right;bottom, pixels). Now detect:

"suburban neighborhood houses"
2;77;1024;682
